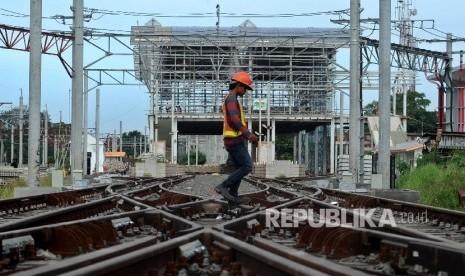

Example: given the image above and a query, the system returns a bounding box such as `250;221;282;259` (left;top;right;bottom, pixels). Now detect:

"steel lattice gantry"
130;20;349;119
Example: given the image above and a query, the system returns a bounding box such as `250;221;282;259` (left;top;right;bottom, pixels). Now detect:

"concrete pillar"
53;136;57;166
349;0;361;184
112;130;117;152
195;135;199;165
43;108;48;166
293;135;297;162
95;88;100;173
0;139;4;165
248;92;253;156
171;91;177;164
71;0;84;179
119;121;123;153
18;93;23;168
10;125;14;164
271;119;276;161
339;91;344;157
298;131;303;164
402;85;407;130
148;59;155;153
148;92;155;153
322;125;328;174
83;73;88;174
28;0;42;187
139;135;142;157
154;79;159;144
133;136;136;158
378;0;392;188
171;119;178;164
314;128;319;175
187;136;191;165
144;126;147;153
304;132;309;171
393;86;397;115
330;118;335;174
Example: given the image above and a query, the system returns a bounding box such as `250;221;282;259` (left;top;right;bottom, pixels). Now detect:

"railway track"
161;198;261;226
105;175;185;195
0;195;151;232
0;185;107;227
0;173;464;275
0;209;201;275
53;229;324;276
216;200;465;275
255;176;465;245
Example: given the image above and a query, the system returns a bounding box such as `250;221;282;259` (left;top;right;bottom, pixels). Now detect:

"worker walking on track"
215;71;258;204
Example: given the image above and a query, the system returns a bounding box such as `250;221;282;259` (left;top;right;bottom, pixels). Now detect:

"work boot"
231;195;251;205
214;185;236;201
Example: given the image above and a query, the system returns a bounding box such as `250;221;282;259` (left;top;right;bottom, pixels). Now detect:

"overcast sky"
1;0;464;134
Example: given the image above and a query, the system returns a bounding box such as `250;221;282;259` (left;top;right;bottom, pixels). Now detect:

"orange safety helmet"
231;71;253;90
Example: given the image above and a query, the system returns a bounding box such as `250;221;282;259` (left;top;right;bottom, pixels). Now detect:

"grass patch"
396;152;465;210
0;175;53;200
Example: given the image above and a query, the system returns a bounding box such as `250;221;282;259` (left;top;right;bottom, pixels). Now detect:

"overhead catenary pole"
43;107;48;166
339;91;344;158
349;0;361;184
83;71;88;174
133;136;136;158
18;90;24;168
378;0;392;188
71;0;84;180
148;59;155;154
144;126;147;153
139;136;142;157
95;88;100;173
28;0;42;186
10;125;14;164
119;120;123;160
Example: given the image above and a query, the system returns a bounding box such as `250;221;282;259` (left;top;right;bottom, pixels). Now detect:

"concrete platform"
14;187;62;198
370;189;420;203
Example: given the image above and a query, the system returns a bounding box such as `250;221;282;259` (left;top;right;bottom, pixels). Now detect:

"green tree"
363;91;436;133
276;134;293;160
179;152;206;165
122;130;144;158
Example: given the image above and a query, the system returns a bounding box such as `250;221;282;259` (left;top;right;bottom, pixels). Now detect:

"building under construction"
130;19;348;173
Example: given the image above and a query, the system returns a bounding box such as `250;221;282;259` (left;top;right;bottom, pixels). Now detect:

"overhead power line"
83;7;350;18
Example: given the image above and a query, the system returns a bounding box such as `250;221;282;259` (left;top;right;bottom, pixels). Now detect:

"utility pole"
71;0;84;180
19;91;24;168
28;0;42;187
95;88;100;173
378;0;392;188
349;0;361;184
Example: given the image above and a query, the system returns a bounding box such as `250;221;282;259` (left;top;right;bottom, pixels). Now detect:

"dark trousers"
220;141;252;196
